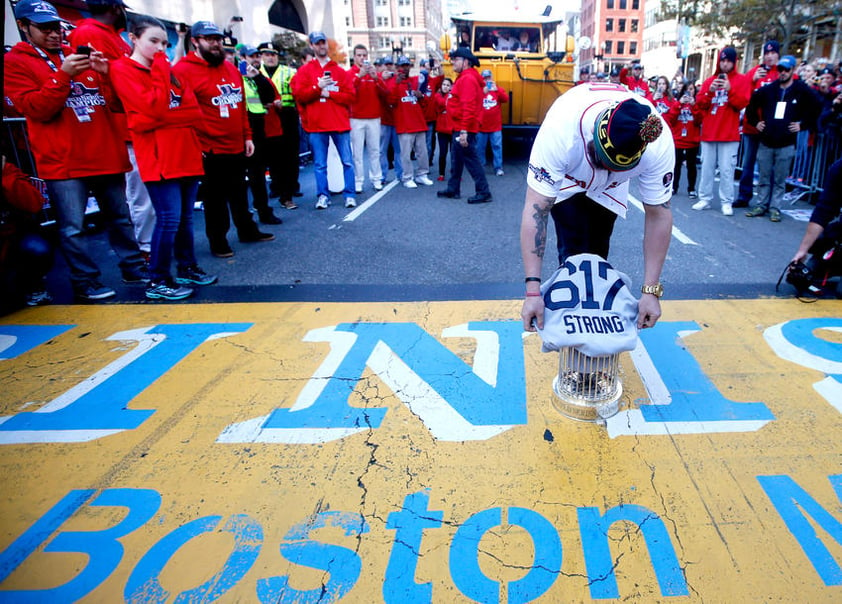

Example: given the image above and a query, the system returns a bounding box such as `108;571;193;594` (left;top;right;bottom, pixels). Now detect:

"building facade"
344;0;445;62
579;0;645;74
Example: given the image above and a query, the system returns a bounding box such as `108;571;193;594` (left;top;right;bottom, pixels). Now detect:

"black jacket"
746;79;821;148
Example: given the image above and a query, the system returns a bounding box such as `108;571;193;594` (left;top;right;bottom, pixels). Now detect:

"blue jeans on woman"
145;178;199;283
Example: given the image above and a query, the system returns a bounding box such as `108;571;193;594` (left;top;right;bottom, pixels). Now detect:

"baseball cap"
777;55;797;71
373;57;384;66
14;0;65;24
383;56;394;65
763;40;780;55
719;46;737;63
257;42;278;54
593;99;662;172
242;45;259;57
609;67;621;77
450;46;478;66
481;69;492;78
191;21;223;37
397;55;411;66
308;31;327;44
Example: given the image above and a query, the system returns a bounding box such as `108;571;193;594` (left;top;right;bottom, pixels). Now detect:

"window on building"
629;41;637;55
400;16;412;26
618;19;626;33
632;0;639;8
375;0;387;4
376;16;389;27
345;17;350;26
605;18;613;32
631;19;638;33
620;0;627;7
617;41;625;54
380;36;391;49
606;0;614;8
604;40;613;54
401;36;412;48
398;0;411;5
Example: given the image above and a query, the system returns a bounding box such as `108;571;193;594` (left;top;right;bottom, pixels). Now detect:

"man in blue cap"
744;55;822;222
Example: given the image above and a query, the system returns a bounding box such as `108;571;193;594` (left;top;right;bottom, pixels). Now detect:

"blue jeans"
447;132;489;196
379;124;402;180
145;178;199;283
737;133;759;203
476;130;503;172
426;123;436;167
46;174;145;289
310;131;355;198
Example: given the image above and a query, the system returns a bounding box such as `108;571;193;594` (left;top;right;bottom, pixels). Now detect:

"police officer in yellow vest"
242;46;283;224
259;42;301;210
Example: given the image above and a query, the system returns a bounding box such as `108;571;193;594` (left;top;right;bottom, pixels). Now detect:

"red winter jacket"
3;42;130;179
696;70;751;142
434;92;452;133
479;86;509;132
665;99;702;149
387;75;427;134
110;53;204;182
350;65;385;120
620;69;653;101
742;64;780;135
172;53;252;154
290;59;353;133
448;67;484;133
422;74;443;122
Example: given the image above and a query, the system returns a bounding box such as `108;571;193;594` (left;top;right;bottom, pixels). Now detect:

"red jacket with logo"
290;59;353;133
696;70;751;142
172;53;251;154
742;64;780;135
387;75;427;134
620;69;653;101
434;92;452;133
479;87;509;132
3;42;130;179
110;53;204;182
349;64;385;120
665;99;702;148
448;67;484;133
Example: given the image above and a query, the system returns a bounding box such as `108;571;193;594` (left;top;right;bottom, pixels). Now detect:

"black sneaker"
437;190;460;199
75;281;116;301
467;193;493;204
211;245;234;258
26;290;53;307
176;265;218;286
240;231;275;243
122;266;150;284
146;280;193;301
259;211;283;225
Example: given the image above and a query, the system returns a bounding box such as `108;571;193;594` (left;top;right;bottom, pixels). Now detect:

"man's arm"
639;202;673;329
520;185;555;331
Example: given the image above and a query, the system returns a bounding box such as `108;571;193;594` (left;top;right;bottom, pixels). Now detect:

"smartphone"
76;45;92;56
717;73;727;80
239;60;248;75
363;60;370;66
324;70;332;79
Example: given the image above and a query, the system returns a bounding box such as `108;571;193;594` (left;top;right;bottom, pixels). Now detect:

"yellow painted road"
1;299;841;602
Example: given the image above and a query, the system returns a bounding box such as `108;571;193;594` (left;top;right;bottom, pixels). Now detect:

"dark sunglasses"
777;66;792;72
30;22;62;33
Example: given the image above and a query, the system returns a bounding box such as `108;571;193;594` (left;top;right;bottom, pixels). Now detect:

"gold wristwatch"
641;283;664;297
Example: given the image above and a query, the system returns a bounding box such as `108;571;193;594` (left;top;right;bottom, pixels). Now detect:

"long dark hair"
677;80;697;102
129;15;180;88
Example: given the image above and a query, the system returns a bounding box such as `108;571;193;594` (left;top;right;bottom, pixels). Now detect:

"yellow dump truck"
440;12;575;133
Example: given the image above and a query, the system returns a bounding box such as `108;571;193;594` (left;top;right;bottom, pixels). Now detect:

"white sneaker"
355;186;363;194
373;181;383;191
403;179;418;189
315;195;329;210
495;169;504;176
345;197;357;208
691;200;710;211
415;175;434;186
721;203;733;216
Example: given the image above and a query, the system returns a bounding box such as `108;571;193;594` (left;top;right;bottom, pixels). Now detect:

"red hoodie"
290;59;353;133
349;64;385;119
387;75;427;134
422;74;443;122
479;87;509;132
696;70;751;142
448;67;484;133
434;91;452;133
742;63;780;135
665;99;702;149
3;42;130;180
172;53;252;154
620;68;653;101
378;72;397;126
110;53;204;182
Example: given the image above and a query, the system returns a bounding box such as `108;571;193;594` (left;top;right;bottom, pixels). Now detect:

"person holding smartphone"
110;15;218;300
477;69;508;176
692;46;751;216
666;81;702;197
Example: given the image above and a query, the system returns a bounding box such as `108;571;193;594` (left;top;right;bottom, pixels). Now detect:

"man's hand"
788;121;802;133
61;53;92;77
245;64;259;78
756;120;766;132
245;140;255;157
457;131;469;147
521;295;544;332
637;294;662;329
318;74;332;89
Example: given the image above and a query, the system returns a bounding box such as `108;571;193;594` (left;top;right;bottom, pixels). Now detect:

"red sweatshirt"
479;87;509;132
110;53;204;182
620;69;653;101
742;64;780;135
68;19;132;142
387;75;427;134
172;53;252;154
378;72;397;127
3;42;130;179
434;92;452;133
665;99;702;149
422;74;443;122
350;65;385;119
448;67;484;133
290;59;353;133
696;70;751;142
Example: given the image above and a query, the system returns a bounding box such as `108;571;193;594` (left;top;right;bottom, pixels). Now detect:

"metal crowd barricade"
785;130;842;204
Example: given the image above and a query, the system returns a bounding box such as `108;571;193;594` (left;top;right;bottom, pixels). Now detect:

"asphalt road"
43;143;814;305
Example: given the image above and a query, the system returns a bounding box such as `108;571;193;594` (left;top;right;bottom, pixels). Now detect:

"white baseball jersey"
527;83;675;219
536;253;639;357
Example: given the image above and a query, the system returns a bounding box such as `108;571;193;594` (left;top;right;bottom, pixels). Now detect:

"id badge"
220;104;230;118
774;101;787;120
74;106;91;123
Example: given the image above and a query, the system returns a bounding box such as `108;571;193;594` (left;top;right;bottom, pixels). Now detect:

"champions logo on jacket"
528;163;555;185
168;90;182;109
211;83;242;108
482;96;498;109
65;83;106;110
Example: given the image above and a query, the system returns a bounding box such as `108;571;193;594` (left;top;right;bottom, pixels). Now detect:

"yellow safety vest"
261;64;296;107
243;77;266;115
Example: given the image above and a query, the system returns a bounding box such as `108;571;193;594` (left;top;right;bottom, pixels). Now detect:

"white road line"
340;179;400;223
628;193;698;245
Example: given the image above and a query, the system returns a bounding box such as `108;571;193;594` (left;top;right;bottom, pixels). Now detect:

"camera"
785;260;815;292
